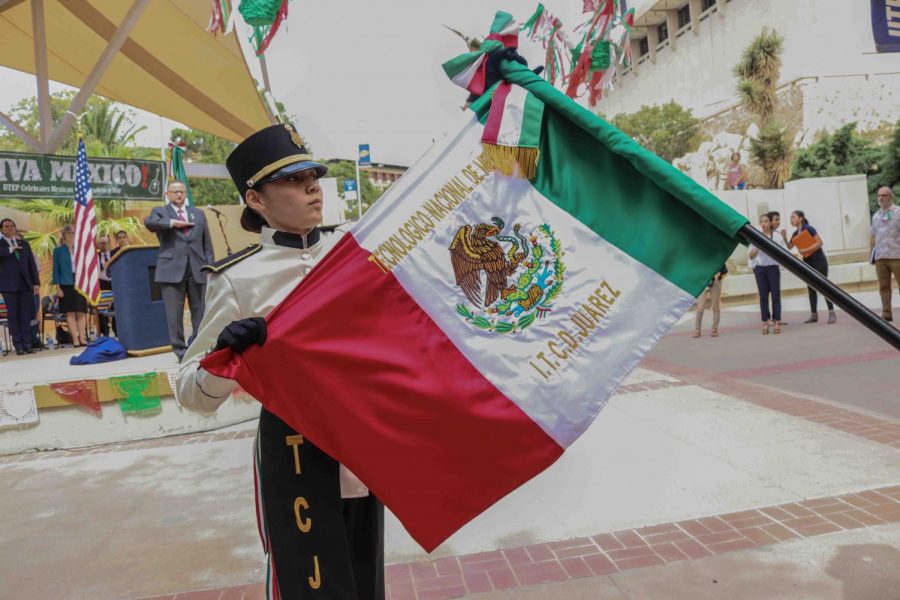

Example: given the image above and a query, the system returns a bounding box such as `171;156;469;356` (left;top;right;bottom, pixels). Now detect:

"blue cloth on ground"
69;336;127;365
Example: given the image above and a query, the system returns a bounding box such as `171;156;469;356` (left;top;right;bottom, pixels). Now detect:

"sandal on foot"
711;328;718;337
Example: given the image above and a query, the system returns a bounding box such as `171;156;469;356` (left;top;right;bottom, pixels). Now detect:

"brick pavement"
141;484;900;600
641;357;900;449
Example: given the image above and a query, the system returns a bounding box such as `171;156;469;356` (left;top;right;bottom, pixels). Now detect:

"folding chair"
41;295;68;348
0;297;10;356
95;290;115;338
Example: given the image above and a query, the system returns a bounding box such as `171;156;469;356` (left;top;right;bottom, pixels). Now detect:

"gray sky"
0;1;650;165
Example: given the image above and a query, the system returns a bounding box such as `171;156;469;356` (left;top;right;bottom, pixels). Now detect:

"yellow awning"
0;0;274;142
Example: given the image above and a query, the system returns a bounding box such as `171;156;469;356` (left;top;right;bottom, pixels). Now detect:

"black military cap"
225;123;328;232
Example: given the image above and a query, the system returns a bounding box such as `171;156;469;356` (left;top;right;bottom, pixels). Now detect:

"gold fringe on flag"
479;144;540;181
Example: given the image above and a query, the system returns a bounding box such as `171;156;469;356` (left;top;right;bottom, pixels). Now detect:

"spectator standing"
96;235;114;337
0;218;41;355
144;181;214;360
97;235;113;291
725;152;749;191
694;264;727;338
748;214;782;334
52;224;89;347
870;186;900;321
786;210;836;324
112;230;130;257
768;211;790;327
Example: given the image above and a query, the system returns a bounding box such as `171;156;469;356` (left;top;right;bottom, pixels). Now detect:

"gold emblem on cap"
284;123;305;149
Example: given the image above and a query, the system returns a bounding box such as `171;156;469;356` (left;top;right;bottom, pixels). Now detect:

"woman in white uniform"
176;123;384;600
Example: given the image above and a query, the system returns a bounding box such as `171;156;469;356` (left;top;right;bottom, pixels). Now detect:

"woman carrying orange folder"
786;210;836;324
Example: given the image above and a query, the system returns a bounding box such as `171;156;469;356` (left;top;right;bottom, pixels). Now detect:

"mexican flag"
167;141;194;206
202;56;746;552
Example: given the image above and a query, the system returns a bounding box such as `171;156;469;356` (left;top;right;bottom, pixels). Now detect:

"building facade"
365;163;408;190
599;0;898;137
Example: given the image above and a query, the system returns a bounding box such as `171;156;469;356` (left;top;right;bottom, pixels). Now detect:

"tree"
325;160;384;217
0;92;153;264
0;92;156;159
0;198;143;263
792;123;881;179
791;120;900;212
864;119;900;212
611;102;702;163
169;127;239;206
734;28;792;188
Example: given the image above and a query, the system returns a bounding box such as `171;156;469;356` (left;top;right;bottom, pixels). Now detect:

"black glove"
465;47;531;104
213;317;267;354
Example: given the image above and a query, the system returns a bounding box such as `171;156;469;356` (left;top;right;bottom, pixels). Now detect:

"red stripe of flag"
74;139;101;305
201;233;564;551
482;81;512;144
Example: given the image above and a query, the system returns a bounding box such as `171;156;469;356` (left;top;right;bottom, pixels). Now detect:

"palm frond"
21;230;59;262
0;199;74;225
98;216;141;239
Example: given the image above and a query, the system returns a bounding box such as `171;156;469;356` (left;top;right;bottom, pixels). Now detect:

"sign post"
357;143;371;220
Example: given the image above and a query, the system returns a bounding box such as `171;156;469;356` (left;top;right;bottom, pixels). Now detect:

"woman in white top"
768;211;791;327
748;213;785;334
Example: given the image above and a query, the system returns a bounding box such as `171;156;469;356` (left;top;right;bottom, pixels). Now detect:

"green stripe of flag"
474;62;747;295
519;91;544;147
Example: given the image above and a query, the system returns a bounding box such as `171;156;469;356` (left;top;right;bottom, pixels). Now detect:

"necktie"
177;208;186;221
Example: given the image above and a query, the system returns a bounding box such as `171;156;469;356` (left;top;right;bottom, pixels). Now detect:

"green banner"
0;150;165;200
111;372;162;414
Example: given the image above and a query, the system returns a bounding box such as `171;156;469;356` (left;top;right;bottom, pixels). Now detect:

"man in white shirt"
871;186;900;321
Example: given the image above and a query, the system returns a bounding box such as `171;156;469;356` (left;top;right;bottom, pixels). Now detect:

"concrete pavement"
0;290;897;599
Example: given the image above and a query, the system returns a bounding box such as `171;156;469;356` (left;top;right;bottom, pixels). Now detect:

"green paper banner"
0;150;164;200
111;373;162;414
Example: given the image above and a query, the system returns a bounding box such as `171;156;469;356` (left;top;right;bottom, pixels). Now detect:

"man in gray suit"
144;181;214;360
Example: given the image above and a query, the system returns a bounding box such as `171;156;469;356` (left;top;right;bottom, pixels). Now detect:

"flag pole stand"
738;224;900;351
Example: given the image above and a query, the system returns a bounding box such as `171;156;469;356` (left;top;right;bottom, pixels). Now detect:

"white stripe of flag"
74;138;101;306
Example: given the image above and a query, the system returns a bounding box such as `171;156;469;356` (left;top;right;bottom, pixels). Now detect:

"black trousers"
159;265;205;359
804;251;834;312
2;287;35;352
256;408;385;599
753;265;781;322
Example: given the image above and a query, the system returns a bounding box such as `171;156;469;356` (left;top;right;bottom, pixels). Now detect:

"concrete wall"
0;395;259;455
718;174;871;268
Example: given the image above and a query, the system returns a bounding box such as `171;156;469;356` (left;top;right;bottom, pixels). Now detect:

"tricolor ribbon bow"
442;11;546;181
442;12;522;100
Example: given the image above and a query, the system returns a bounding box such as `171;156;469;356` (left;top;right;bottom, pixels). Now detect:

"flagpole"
738;224;900;351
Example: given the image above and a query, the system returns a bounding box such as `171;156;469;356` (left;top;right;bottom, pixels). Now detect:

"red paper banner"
49;380;102;416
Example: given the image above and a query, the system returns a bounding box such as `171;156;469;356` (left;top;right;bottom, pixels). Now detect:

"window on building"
677;4;691;28
701;0;716;10
638;36;649;57
657;21;669;43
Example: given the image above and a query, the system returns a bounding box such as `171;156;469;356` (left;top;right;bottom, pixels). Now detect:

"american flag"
73;137;101;306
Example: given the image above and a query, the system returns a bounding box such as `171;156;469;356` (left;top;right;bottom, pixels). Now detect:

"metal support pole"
739;224;900;351
46;0;149;153
31;0;51;150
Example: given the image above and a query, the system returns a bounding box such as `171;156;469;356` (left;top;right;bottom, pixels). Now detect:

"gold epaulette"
201;244;262;274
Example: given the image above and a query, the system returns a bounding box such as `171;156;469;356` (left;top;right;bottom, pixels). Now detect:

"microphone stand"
210;208;232;254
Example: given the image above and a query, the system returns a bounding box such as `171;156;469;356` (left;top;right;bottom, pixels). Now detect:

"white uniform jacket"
176;225;367;498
